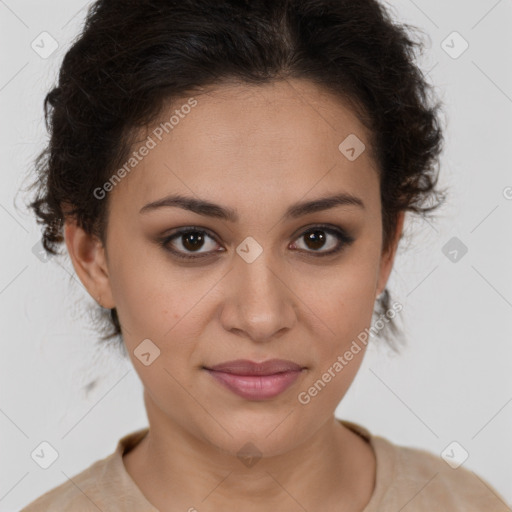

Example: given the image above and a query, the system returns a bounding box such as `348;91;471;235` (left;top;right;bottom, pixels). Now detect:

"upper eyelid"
166;226;219;243
166;223;345;238
164;224;350;249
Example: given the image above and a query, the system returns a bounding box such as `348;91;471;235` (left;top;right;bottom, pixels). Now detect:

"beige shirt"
21;419;510;511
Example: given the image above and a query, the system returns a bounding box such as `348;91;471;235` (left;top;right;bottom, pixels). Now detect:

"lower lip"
205;369;304;400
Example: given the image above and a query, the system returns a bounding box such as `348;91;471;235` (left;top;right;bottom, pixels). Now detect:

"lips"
206;359;304;375
204;359;306;400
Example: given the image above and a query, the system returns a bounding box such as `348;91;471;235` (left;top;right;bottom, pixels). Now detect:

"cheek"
294;259;377;411
297;249;381;349
106;242;193;342
107;247;222;381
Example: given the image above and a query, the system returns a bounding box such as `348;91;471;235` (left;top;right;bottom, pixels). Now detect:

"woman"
21;0;509;510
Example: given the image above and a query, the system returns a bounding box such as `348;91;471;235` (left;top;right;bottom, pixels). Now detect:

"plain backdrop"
1;0;511;510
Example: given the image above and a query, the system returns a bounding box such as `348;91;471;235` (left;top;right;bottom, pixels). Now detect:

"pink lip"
204;359;306;400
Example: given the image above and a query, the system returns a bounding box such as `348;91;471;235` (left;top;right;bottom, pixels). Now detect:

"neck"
123;393;375;512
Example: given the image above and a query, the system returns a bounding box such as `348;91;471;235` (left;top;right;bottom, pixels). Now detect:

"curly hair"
24;0;446;353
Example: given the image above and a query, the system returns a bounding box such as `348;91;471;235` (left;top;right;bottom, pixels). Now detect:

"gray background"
1;0;511;510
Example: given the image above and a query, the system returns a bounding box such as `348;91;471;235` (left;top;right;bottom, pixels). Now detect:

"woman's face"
68;79;402;457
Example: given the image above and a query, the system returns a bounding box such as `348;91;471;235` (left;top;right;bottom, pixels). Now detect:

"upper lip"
205;359;304;376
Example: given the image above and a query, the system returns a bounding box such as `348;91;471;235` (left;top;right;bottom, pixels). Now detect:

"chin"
195;410;314;459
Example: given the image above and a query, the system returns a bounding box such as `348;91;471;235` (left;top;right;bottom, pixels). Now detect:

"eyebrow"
139;192;365;221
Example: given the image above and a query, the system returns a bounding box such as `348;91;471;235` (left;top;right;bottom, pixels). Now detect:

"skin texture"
65;78;404;512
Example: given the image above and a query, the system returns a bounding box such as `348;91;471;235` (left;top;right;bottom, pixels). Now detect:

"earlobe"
64;219;115;309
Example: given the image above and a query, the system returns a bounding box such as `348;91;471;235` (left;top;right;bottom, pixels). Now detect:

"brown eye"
159;224;355;261
181;231;206;251
303;230;329;250
290;225;355;257
161;228;221;259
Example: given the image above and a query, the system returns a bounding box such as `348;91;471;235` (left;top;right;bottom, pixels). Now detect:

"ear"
64;219;115;309
375;210;405;298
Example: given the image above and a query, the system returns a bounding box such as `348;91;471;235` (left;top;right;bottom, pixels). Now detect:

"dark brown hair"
24;0;446;353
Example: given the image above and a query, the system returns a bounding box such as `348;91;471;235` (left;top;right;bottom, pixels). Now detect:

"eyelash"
158;224;355;261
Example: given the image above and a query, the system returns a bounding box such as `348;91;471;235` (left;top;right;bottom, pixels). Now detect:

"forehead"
110;79;379;216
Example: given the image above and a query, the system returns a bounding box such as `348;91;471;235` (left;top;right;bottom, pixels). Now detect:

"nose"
219;251;297;343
